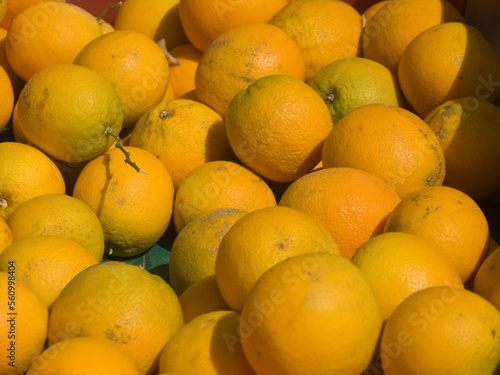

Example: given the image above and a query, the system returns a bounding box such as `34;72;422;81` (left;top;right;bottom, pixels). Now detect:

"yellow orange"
167;44;202;98
1;0;66;29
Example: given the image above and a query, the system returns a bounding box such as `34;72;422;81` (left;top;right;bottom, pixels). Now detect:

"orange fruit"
379;286;500;374
490;282;500;311
27;337;140;375
351;232;463;319
74;30;170;129
308;57;406;125
194;23;306;117
178;275;231;324
159;311;255;375
48;261;184;375
167;44;202;98
16;63;123;163
0;271;48;375
169;208;247;296
73;147;174;257
7;193;105;261
0;142;65;221
6;1;102;82
172;160;277;233
0;0;7;24
113;0;188;49
269;0;363;81
424;97;500;201
1;0;65;30
362;0;465;74
10;101;27;143
129;98;235;190
384;185;490;283
0;216;12;253
279;167;401;260
225;74;333;182
398;22;500;118
178;0;287;52
361;0;389;25
0;236;98;308
474;246;500;300
321;103;446;199
0;27;25;101
0;64;13;132
240;252;384;375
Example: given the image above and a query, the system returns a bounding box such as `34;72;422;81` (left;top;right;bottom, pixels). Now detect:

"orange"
279;167;401;260
215;205;340;311
0;236;98;307
167;44;202;98
269;0;363;81
169;208;247;296
195;23;306;117
159;311;255;375
73;147;174;257
225;74;333;182
240;252;384;375
48;261;184;375
308;57;406;125
7;193;105;261
0;216;12;253
178;0;287;52
129;98;235;190
113;0;188;49
173;160;277;233
0;271;48;375
27;336;140;375
351;232;463;319
0;64;13;132
74;30;170;129
474;246;500;300
0;0;7;24
362;0;465;74
490;282;500;311
10;101;27;143
424;97;500;201
321;103;445;199
398;22;500;118
362;0;389;25
0;142;65;221
178;275;231;324
379;286;500;374
6;1;102;82
16;63;123;163
384;185;490;283
1;0;65;29
0;27;25;100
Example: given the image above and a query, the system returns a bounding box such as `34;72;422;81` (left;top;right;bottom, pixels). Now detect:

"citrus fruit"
0;216;12;253
362;0;465;74
269;0;363;81
129;98;235;190
6;1;102;82
167;44;202;98
194;23;306;117
1;0;65;29
490;281;500;310
159;311;255;375
398;22;500;118
279;167;401;260
7;193;105;261
0;0;8;24
178;0;287;52
27;336;140;375
48;261;184;375
424;97;500;201
0;236;98;307
113;0;188;49
351;232;463;319
0;142;65;221
173;160;277;233
362;0;389;25
321;103;445;198
474;246;500;300
74;30;170;129
0;271;48;375
0;64;13;132
380;286;500;374
384;185;490;283
10;101;27;143
308;57;406;125
225;74;332;182
215;205;340;312
73;147;174;257
169;208;247;296
178;275;231;324
241;252;384;375
0;27;25;101
16;63;123;163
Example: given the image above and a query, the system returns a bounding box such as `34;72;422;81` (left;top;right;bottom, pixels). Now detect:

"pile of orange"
1;0;500;374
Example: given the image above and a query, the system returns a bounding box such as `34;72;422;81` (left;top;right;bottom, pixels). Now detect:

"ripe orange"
0;27;25;100
279;167;401;260
167;44;202;98
1;0;65;29
474;246;500;301
178;0;288;52
0;216;12;253
225;74;333;182
194;23;306;117
0;64;13;132
362;0;389;25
